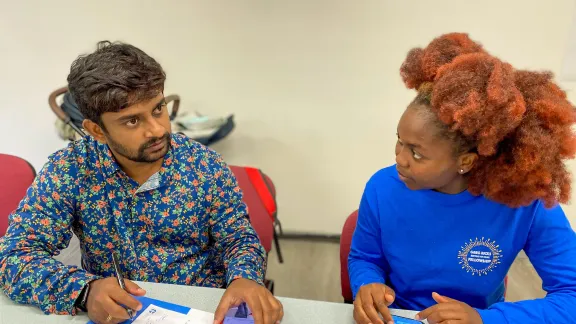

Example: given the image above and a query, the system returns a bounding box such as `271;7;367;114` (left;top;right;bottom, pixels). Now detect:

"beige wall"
1;0;575;234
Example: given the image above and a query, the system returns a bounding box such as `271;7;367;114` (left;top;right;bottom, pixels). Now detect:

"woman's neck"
435;176;468;195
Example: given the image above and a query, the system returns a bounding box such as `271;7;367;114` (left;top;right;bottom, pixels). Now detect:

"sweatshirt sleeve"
348;179;387;299
476;203;576;323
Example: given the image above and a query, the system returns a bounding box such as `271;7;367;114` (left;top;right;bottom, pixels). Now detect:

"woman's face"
395;104;471;194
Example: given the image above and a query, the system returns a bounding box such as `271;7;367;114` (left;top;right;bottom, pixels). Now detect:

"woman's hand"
353;283;396;324
416;292;483;324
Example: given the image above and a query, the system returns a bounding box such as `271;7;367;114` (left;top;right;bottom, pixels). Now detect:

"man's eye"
126;118;138;126
154;103;166;114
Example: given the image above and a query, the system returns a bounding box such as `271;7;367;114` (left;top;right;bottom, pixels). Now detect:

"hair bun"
400;33;485;90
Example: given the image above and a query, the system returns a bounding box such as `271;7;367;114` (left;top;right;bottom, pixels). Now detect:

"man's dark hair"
67;41;166;124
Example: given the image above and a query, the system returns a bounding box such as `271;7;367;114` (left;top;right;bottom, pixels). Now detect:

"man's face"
97;93;172;163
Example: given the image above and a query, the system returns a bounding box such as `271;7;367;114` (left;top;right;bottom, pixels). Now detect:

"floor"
55;237;545;304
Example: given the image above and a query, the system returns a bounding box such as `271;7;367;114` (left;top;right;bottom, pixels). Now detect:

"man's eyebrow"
115;98;166;123
153;98;166;110
116;113;140;123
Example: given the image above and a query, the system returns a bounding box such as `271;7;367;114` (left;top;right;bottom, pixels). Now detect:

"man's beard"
106;132;171;163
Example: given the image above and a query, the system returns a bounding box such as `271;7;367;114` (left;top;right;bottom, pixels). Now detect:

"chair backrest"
229;165;275;253
340;210;359;303
0;154;36;236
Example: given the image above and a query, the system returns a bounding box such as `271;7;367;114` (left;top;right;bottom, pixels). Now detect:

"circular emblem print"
458;237;502;276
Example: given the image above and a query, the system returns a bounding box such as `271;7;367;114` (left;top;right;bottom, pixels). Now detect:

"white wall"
1;0;575;234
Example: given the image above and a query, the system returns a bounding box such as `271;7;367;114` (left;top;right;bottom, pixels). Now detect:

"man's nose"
145;118;166;138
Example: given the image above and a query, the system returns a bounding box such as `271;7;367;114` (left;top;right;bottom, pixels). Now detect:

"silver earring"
459;169;465;174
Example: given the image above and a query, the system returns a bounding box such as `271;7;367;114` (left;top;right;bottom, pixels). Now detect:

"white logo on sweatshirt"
458;237;502;276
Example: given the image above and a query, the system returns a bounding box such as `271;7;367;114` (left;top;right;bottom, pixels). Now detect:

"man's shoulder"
171;133;225;169
45;136;100;174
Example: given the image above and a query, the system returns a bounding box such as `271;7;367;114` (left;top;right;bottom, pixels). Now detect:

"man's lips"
147;139;165;150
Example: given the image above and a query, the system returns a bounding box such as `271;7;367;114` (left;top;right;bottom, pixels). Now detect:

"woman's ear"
458;152;478;174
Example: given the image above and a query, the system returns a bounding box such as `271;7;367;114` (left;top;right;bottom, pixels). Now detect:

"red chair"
339;210;508;303
229;166;282;260
230;166;283;294
340;210;358;303
0;154;36;236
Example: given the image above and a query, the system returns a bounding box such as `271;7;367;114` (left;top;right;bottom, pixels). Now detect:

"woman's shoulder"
367;165;404;185
364;165;406;196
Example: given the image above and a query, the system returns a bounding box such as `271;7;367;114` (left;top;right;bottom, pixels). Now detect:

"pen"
112;252;135;320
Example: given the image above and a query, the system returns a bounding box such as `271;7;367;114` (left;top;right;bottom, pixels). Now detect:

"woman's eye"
412;151;422;160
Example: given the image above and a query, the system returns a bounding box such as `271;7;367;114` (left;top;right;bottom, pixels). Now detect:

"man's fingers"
275;298;284;323
266;295;283;323
124;279;146;296
109;288;142;312
246;295;265;324
88;304;121;324
213;294;234;324
257;294;274;324
101;296;131;321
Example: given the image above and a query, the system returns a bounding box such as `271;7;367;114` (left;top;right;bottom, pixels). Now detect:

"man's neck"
113;154;164;185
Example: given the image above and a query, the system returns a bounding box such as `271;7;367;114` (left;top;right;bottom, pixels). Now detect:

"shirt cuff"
475;308;507;324
64;272;102;316
226;267;265;287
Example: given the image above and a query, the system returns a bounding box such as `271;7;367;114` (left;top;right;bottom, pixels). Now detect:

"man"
0;41;283;324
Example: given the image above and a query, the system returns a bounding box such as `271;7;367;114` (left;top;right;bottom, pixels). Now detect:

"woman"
348;33;576;324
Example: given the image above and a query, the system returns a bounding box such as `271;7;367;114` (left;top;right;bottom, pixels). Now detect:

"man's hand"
214;278;283;324
86;277;146;324
353;283;396;324
416;292;483;324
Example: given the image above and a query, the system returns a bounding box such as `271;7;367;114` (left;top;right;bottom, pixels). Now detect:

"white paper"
132;304;214;324
185;308;215;323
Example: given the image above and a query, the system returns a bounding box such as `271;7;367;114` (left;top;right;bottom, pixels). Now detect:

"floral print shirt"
0;134;266;315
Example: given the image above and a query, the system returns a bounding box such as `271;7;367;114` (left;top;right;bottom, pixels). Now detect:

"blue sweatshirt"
348;165;576;323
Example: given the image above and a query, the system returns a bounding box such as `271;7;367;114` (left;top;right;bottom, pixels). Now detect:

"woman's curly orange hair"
400;33;576;208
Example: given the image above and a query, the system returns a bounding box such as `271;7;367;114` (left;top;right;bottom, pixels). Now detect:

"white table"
0;281;419;323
